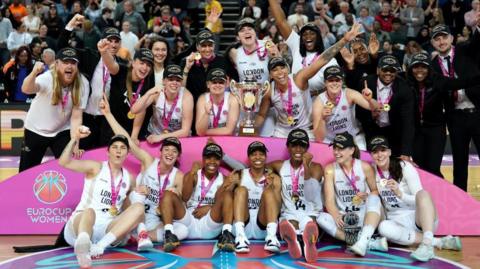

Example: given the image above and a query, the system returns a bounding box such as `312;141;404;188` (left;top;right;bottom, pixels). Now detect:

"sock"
96;232;117;249
137;222;147;235
77;232;90;243
423;231;434;246
234;222;245;237
156;227;165;243
222;224;232;233
266;222;277;237
432;237;442;248
358;225;375;242
164;224;174;233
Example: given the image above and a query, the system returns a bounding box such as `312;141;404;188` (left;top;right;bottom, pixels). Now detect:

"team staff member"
356;55;415;160
407;52;480;177
369;136;462;262
430;24;480;191
59;14;126;149
20;48;89;171
100;47;155;145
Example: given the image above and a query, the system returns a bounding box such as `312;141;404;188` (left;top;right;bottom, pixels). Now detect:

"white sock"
137;222;147;234
96;232;117;249
359;225;375;242
164;224;174;233
423;231;434;246
156;227;165;243
266;222;277;237
77;232;90;242
222;224;232;232
432;237;442;248
234;222;245;237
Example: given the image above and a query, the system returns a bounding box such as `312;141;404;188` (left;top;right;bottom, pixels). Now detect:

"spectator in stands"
416;26;433;52
288;0;314;20
370;20;391;45
464;0;480;29
7;23;33;51
85;0;102;22
428;7;445;28
204;0;223;53
375;2;395;32
67;1;84;23
318;19;337;48
357;0;381;19
390;0;402;18
4;46;35;103
8;0;27;28
173;36;187;57
94;7;115;31
402;40;423;69
442;0;466;36
101;0;117;17
340;37;380;89
263;23;281;44
151;6;181;49
30;41;42;61
242;0;262;20
334;1;356;33
400;0;424;39
41;48;56;69
22;5;40;37
119;0;147;36
0;8;13;67
56;0;71;23
378;40;404;63
456;25;472;44
389;18;407;49
357;7;374;33
121;21;139;58
44;5;64;39
31;24;57;51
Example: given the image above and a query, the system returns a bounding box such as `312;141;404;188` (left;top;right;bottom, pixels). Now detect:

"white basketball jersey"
186;170;224;209
271;75;312;131
318;89;361;143
73;162;131;214
374;163;415;214
240;168;265;211
148;89;184;134
139;159;178;215
236;41;270;84
333;159;367;213
206;92;230;129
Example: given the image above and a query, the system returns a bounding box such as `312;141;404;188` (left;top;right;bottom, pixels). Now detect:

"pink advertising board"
0;136;479;235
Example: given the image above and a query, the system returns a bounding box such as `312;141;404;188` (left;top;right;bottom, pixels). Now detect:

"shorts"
387;210;439;232
176;208;222;239
145;212;162;231
64;209;115;246
238;210;267;239
280;210;317;223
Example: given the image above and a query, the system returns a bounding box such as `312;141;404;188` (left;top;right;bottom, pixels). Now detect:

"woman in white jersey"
312;66;378;150
255;24;361;139
20;47;89;171
195;68;240;136
130;64;194;144
317;132;388;256
59;128;142;268
267;129;324;263
100;95;188;253
368;136;462;262
267;0;339;97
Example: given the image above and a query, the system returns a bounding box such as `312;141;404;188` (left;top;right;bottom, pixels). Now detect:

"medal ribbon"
376;165;390;180
301;53;321;68
210;94;224;128
102;64;110;93
162;92;180;130
279;78;293;121
242;40;267;61
248;168;266;187
437;47;455;78
340;159;359;193
108;162;123;208
61;90;70;112
157;163;173;201
290;163;304;196
419;87;425;123
377;84;393;108
197;170;217;208
326;90;342;107
130;79;145;107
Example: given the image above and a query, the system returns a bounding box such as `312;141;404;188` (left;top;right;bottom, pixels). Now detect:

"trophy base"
239;127;256;136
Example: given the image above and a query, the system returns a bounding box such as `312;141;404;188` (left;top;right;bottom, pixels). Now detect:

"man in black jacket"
430;24;480;191
356;55;415;160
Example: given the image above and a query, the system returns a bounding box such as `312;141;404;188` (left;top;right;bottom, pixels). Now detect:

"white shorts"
280;210;317;223
387;210;439;232
239;210;267;239
64;209;115;246
176;208;222;239
145;212;162;231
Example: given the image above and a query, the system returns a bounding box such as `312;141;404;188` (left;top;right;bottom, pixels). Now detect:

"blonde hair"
50;65;82;107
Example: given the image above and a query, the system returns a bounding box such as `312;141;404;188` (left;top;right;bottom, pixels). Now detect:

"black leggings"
19;129;70;172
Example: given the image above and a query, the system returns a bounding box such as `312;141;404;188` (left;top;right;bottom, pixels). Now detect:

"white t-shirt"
120;31;139;58
85;60;112;115
25;70;89;137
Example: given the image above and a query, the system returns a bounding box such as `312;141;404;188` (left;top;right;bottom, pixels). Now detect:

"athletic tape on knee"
366;194;381;215
129;191;146;204
378;220;416;246
316;212;337;237
173;223;189;240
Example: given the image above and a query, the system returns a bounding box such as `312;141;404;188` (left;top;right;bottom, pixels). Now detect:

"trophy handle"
230;79;242;104
260;81;270;99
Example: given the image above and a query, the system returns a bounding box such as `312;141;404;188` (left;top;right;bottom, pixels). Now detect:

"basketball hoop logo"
33;171;68;204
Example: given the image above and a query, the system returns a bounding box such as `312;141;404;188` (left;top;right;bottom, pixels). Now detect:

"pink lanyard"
197;171;217;208
162;92;179;130
279;78;293;118
210;95;224;128
108;162;123;208
61;90;70;111
340;160;359;193
437;48;455;78
130;79;145;107
377;85;393;106
242;40;267;61
157;163;172;201
290;163;304;195
195;54;216;66
248;168;266;188
376;165;389;180
301;53;321;68
326;90;342;107
419;87;426;123
102;65;110;93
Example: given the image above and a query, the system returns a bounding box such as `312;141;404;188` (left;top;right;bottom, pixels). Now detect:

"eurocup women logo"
33;171;67;204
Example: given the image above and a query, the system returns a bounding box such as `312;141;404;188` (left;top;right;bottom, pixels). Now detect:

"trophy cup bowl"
230;79;270;136
343;212;361;246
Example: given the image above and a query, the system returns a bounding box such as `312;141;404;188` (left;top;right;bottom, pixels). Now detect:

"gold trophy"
230;79;270;136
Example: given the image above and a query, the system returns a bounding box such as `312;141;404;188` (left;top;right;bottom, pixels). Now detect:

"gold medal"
352;195;363;206
287;116;294;126
383;104;391;112
380;179;388;188
291;193;299;202
265;40;274;49
325;101;335;109
127;111;136;119
194;52;201;61
163;129;169;134
109;206;118;216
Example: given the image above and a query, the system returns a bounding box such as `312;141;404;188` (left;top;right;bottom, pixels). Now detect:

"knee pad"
378;220;416;246
366;194;381;216
316;212;337;237
173;223;189;241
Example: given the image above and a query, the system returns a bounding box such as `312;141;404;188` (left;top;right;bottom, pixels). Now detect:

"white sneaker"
235;234;250;253
264;234;281;253
411;243;435;262
90;244;105;258
368;237;389;252
74;234;92;268
137;237;154;252
350;238;368;257
439;235;462;251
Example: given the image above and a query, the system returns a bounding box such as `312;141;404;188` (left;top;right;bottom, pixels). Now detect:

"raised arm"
22;62;45;94
267;0;293;39
348;83;378;111
98;38;120;75
130;86;161;114
182;161;202;202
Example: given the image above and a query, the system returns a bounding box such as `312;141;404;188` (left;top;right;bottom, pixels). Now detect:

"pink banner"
0;136;479;235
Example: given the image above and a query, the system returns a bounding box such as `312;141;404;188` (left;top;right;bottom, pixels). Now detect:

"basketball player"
316;132;388;256
369;136;462;262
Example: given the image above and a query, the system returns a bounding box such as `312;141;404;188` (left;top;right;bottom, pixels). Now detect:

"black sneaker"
163;230;180;252
218;230;235;252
